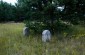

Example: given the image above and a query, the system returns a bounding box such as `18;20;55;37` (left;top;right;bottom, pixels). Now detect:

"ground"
0;23;85;55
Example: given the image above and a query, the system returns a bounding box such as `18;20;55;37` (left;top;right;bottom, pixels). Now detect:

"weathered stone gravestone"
23;27;29;36
42;30;51;42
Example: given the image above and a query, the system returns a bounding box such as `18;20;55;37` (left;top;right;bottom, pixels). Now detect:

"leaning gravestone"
42;30;51;42
23;27;29;36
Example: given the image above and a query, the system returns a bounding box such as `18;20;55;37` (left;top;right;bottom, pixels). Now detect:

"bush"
25;20;72;35
25;21;47;34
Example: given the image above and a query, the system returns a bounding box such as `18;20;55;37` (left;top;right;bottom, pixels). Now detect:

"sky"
1;0;17;5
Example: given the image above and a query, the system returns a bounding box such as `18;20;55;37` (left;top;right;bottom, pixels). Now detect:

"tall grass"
0;23;85;55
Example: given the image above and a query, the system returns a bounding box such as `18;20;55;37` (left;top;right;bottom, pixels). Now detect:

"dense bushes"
25;20;71;35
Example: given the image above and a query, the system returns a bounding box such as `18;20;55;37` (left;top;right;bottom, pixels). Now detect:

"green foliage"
17;0;85;33
26;21;43;33
0;1;16;22
0;0;25;22
18;0;58;33
62;0;85;23
25;21;51;34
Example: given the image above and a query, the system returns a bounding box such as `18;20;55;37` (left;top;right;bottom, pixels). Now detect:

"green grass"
0;23;85;55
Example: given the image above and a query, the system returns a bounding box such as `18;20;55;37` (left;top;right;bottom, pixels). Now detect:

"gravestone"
23;27;29;36
42;30;51;42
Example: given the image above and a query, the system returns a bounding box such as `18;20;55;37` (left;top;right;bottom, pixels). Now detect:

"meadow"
0;23;85;55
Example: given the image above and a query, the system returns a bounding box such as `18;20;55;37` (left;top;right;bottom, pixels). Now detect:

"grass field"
0;23;85;55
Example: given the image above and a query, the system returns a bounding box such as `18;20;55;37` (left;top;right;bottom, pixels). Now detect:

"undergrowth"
0;23;85;55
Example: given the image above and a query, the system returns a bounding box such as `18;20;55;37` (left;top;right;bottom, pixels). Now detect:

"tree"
62;0;85;24
17;0;59;33
17;0;85;34
0;0;16;22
